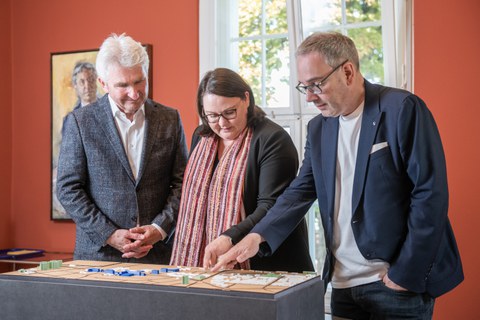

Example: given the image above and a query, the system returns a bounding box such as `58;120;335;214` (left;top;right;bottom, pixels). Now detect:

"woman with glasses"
170;68;313;272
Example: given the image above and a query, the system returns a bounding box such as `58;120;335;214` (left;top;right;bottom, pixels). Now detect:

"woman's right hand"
203;235;233;269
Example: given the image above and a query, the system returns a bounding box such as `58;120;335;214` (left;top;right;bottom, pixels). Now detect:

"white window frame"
201;0;413;88
199;0;413;273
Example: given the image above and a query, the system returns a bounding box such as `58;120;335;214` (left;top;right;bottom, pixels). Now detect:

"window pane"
346;0;381;24
265;0;288;34
347;27;384;83
282;125;291;135
238;39;263;106
239;0;262;37
300;0;342;31
314;203;326;272
265;37;290;108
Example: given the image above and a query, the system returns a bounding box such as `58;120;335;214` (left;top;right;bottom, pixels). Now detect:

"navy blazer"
57;94;188;264
252;80;463;297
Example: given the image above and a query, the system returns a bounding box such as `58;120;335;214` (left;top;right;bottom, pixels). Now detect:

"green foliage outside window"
235;0;384;108
346;0;383;83
238;0;288;107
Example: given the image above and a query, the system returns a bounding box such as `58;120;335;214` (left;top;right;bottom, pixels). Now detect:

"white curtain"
382;0;413;90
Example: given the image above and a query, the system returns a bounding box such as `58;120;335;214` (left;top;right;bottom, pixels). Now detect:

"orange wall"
413;0;478;318
9;0;199;252
4;0;477;318
0;0;12;250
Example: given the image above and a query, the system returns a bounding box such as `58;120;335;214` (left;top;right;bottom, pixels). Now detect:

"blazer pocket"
370;141;388;154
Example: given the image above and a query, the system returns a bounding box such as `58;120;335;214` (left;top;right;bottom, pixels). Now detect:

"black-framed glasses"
203;107;238;123
296;59;349;95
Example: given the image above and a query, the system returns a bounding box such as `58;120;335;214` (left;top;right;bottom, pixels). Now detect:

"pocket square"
370;142;388;154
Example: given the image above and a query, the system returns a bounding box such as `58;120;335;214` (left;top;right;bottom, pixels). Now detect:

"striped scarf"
170;128;253;268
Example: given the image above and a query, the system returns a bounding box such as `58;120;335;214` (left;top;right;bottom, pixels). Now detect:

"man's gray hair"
296;32;360;70
96;33;149;82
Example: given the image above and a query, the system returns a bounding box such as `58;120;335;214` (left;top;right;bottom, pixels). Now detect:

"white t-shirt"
331;102;389;289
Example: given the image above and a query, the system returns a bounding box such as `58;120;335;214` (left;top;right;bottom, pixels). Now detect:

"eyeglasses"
203;107;238;123
296;59;349;95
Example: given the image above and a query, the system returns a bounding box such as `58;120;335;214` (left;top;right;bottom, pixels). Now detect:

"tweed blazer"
57;94;188;264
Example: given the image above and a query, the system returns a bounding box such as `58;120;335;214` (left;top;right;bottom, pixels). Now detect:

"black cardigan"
191;117;313;272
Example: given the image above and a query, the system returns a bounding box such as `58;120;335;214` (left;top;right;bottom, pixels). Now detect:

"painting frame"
50;45;153;220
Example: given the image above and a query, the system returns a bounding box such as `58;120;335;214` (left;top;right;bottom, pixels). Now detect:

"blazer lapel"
136;99;159;184
95;95;135;183
321;116;339;234
352;81;382;214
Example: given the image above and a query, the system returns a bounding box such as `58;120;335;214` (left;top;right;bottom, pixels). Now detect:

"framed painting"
50;45;153;220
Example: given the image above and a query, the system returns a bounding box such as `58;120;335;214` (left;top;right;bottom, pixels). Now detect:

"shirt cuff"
151;223;167;241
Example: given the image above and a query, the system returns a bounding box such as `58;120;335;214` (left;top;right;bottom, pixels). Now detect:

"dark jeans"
331;281;435;320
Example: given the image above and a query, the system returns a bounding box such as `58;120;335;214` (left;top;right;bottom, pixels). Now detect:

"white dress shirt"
108;96;166;239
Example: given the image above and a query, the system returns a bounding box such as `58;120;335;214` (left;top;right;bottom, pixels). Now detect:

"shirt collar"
108;94;145;119
341;100;364;121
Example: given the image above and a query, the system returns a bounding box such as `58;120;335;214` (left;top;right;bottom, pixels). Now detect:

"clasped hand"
106;225;162;259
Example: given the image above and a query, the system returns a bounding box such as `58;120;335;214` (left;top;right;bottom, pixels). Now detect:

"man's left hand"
383;273;408;291
121;225;162;259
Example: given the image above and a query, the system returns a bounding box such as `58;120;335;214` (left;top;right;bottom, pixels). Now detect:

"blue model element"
151;270;160;274
160;268;180;273
118;270;135;277
87;267;148;276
